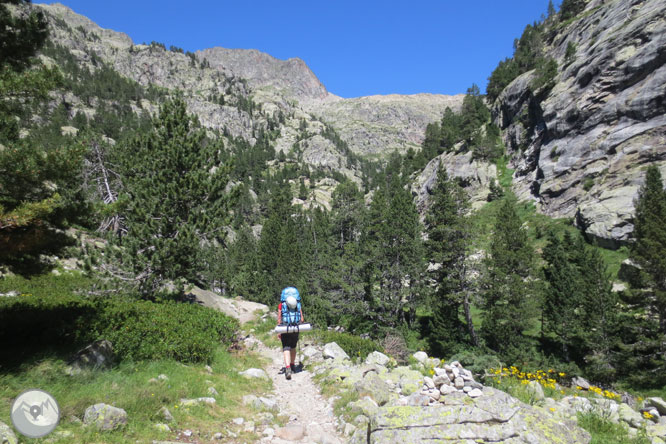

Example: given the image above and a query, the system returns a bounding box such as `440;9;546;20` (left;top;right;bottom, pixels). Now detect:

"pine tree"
364;173;423;329
256;180;302;305
542;232;584;361
623;165;666;385
117;97;233;296
425;166;477;355
480;195;536;361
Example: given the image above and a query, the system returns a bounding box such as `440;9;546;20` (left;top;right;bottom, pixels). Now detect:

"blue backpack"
280;287;301;325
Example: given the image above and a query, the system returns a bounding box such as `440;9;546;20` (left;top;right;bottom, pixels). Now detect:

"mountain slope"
493;0;666;247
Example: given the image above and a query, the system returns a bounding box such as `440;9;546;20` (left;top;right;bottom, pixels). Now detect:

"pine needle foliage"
116;97;234;296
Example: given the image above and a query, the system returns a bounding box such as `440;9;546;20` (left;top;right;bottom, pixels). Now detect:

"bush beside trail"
0;275;239;365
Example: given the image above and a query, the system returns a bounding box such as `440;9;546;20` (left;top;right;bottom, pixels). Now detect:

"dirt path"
254;339;344;444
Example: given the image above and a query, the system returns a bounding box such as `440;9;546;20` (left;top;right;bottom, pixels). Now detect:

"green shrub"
92;298;239;363
314;331;383;360
584;177;595;191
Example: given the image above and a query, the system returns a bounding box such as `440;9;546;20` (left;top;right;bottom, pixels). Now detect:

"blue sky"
34;1;555;98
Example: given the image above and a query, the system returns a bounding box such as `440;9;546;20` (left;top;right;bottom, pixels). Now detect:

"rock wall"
494;0;666;247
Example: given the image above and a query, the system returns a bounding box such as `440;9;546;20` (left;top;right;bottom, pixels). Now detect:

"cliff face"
494;0;666;247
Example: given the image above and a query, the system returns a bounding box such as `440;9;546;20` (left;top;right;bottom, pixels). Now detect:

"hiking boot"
285;366;292;380
278;367;285;375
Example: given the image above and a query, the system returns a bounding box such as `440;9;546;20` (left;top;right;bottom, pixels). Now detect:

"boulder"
350;397;379;417
83;403;128;430
619;403;645;428
412;351;428;363
646;397;666;416
365;351;390;366
355;374;393;406
572;376;590;390
185;285;268;323
0;421;17;444
323;342;350;360
369;387;590;443
65;339;114;375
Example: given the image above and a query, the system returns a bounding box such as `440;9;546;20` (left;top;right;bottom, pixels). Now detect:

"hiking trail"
253;337;344;444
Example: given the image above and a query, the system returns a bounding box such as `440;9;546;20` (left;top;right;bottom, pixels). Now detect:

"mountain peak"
197;47;329;100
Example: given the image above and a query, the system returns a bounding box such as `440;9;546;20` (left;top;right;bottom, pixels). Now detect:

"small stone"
646;397;666;416
262;427;275;437
157;374;168;381
423;376;435;389
148;378;159;384
208;387;219;396
427;389;441;401
233;417;244;425
204;365;213;374
183;429;193;437
154;423;171;432
244;421;255;432
365;351;390;366
83;403;128;430
440;384;457;395
0;421;17;444
180;397;216;406
463;386;472;393
239;368;269;379
468;388;484;398
213;432;223;440
159;406;174;422
454;377;465;389
572;376;590;390
433;374;450;387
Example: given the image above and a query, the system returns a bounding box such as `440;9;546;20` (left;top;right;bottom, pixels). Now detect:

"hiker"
277;286;304;380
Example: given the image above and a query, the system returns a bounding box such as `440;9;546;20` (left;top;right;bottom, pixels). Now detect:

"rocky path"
254;339;344;444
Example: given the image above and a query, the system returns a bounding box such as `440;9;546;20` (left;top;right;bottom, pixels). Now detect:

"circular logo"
10;389;60;438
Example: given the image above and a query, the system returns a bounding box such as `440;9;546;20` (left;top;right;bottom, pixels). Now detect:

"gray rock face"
369;387;590;443
83;403;128;430
493;0;666;246
413;151;498;215
306;94;465;156
199;47;328;100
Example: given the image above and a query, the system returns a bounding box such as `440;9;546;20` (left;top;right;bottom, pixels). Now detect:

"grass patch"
0;345;270;443
578;412;650;444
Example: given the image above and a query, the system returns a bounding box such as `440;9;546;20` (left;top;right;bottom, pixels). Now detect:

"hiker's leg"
289;348;296;365
283;349;291;367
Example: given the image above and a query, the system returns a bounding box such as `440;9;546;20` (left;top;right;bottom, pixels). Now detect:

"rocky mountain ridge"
37;2;463;163
494;0;666;246
33;0;666;244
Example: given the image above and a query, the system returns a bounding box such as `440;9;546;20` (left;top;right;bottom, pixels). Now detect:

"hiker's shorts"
280;332;299;351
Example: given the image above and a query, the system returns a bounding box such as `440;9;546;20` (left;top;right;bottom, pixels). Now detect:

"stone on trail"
154;423;171;432
65;339;114;375
275;424;306;441
83;403;128;430
323;342;350;360
240;368;269;379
